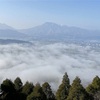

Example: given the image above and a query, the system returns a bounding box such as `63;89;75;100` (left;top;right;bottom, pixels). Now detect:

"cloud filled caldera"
0;42;100;89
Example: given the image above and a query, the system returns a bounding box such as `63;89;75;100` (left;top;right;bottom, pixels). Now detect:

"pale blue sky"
0;0;100;30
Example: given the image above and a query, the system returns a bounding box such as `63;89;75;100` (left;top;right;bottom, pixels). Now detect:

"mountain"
0;22;100;42
0;23;14;30
0;39;31;44
0;23;28;40
20;22;100;41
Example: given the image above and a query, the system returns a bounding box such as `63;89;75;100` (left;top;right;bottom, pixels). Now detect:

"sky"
0;0;100;30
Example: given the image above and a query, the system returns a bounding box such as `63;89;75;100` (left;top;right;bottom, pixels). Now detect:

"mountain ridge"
0;23;14;30
0;23;28;40
19;22;100;41
0;22;100;41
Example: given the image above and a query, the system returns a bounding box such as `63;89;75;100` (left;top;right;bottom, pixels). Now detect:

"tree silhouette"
0;79;17;100
27;83;46;100
67;77;89;100
14;77;23;92
56;72;70;100
42;82;55;100
86;76;100;100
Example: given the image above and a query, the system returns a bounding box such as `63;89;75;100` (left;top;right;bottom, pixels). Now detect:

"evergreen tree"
0;79;18;100
92;76;100;91
22;81;34;95
1;79;15;93
14;77;23;92
67;77;89;100
42;82;55;100
21;81;34;100
27;83;46;100
86;84;95;96
86;76;100;100
56;72;70;100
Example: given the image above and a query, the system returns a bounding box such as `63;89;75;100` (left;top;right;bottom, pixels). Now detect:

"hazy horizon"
0;0;100;30
1;21;99;31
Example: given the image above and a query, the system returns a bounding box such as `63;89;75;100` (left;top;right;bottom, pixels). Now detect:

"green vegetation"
0;73;100;100
67;77;89;100
56;72;70;100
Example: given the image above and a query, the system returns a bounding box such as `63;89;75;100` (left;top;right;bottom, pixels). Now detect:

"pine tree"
92;76;100;92
22;81;34;95
20;81;34;100
27;83;46;100
0;79;17;100
67;77;89;100
42;82;55;100
86;76;100;100
14;77;23;92
1;79;15;93
56;72;70;100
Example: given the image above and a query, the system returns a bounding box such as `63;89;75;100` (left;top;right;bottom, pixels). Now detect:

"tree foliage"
56;72;70;100
27;83;46;100
42;82;55;100
14;77;23;91
1;79;15;93
67;77;89;100
0;73;100;100
86;76;100;100
0;79;17;100
22;81;34;95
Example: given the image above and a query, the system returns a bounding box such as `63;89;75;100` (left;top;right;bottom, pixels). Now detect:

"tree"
86;84;95;96
0;79;17;100
56;72;70;100
94;91;100;100
20;81;34;100
27;83;46;100
42;82;55;100
67;77;89;100
22;81;34;95
1;79;15;93
92;76;100;91
14;77;23;92
86;76;100;100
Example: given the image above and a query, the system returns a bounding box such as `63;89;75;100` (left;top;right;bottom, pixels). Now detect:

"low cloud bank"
0;42;100;90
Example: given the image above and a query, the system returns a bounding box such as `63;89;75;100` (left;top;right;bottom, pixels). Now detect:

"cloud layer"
0;42;100;90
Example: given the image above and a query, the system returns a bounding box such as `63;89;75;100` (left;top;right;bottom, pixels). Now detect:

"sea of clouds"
0;42;100;90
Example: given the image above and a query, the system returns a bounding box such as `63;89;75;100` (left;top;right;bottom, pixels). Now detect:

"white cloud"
0;42;100;90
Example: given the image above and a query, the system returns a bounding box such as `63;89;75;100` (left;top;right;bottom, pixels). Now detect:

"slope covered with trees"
0;73;100;100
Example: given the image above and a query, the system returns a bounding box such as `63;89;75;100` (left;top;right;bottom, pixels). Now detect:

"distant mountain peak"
0;23;14;30
19;22;100;41
42;22;61;27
